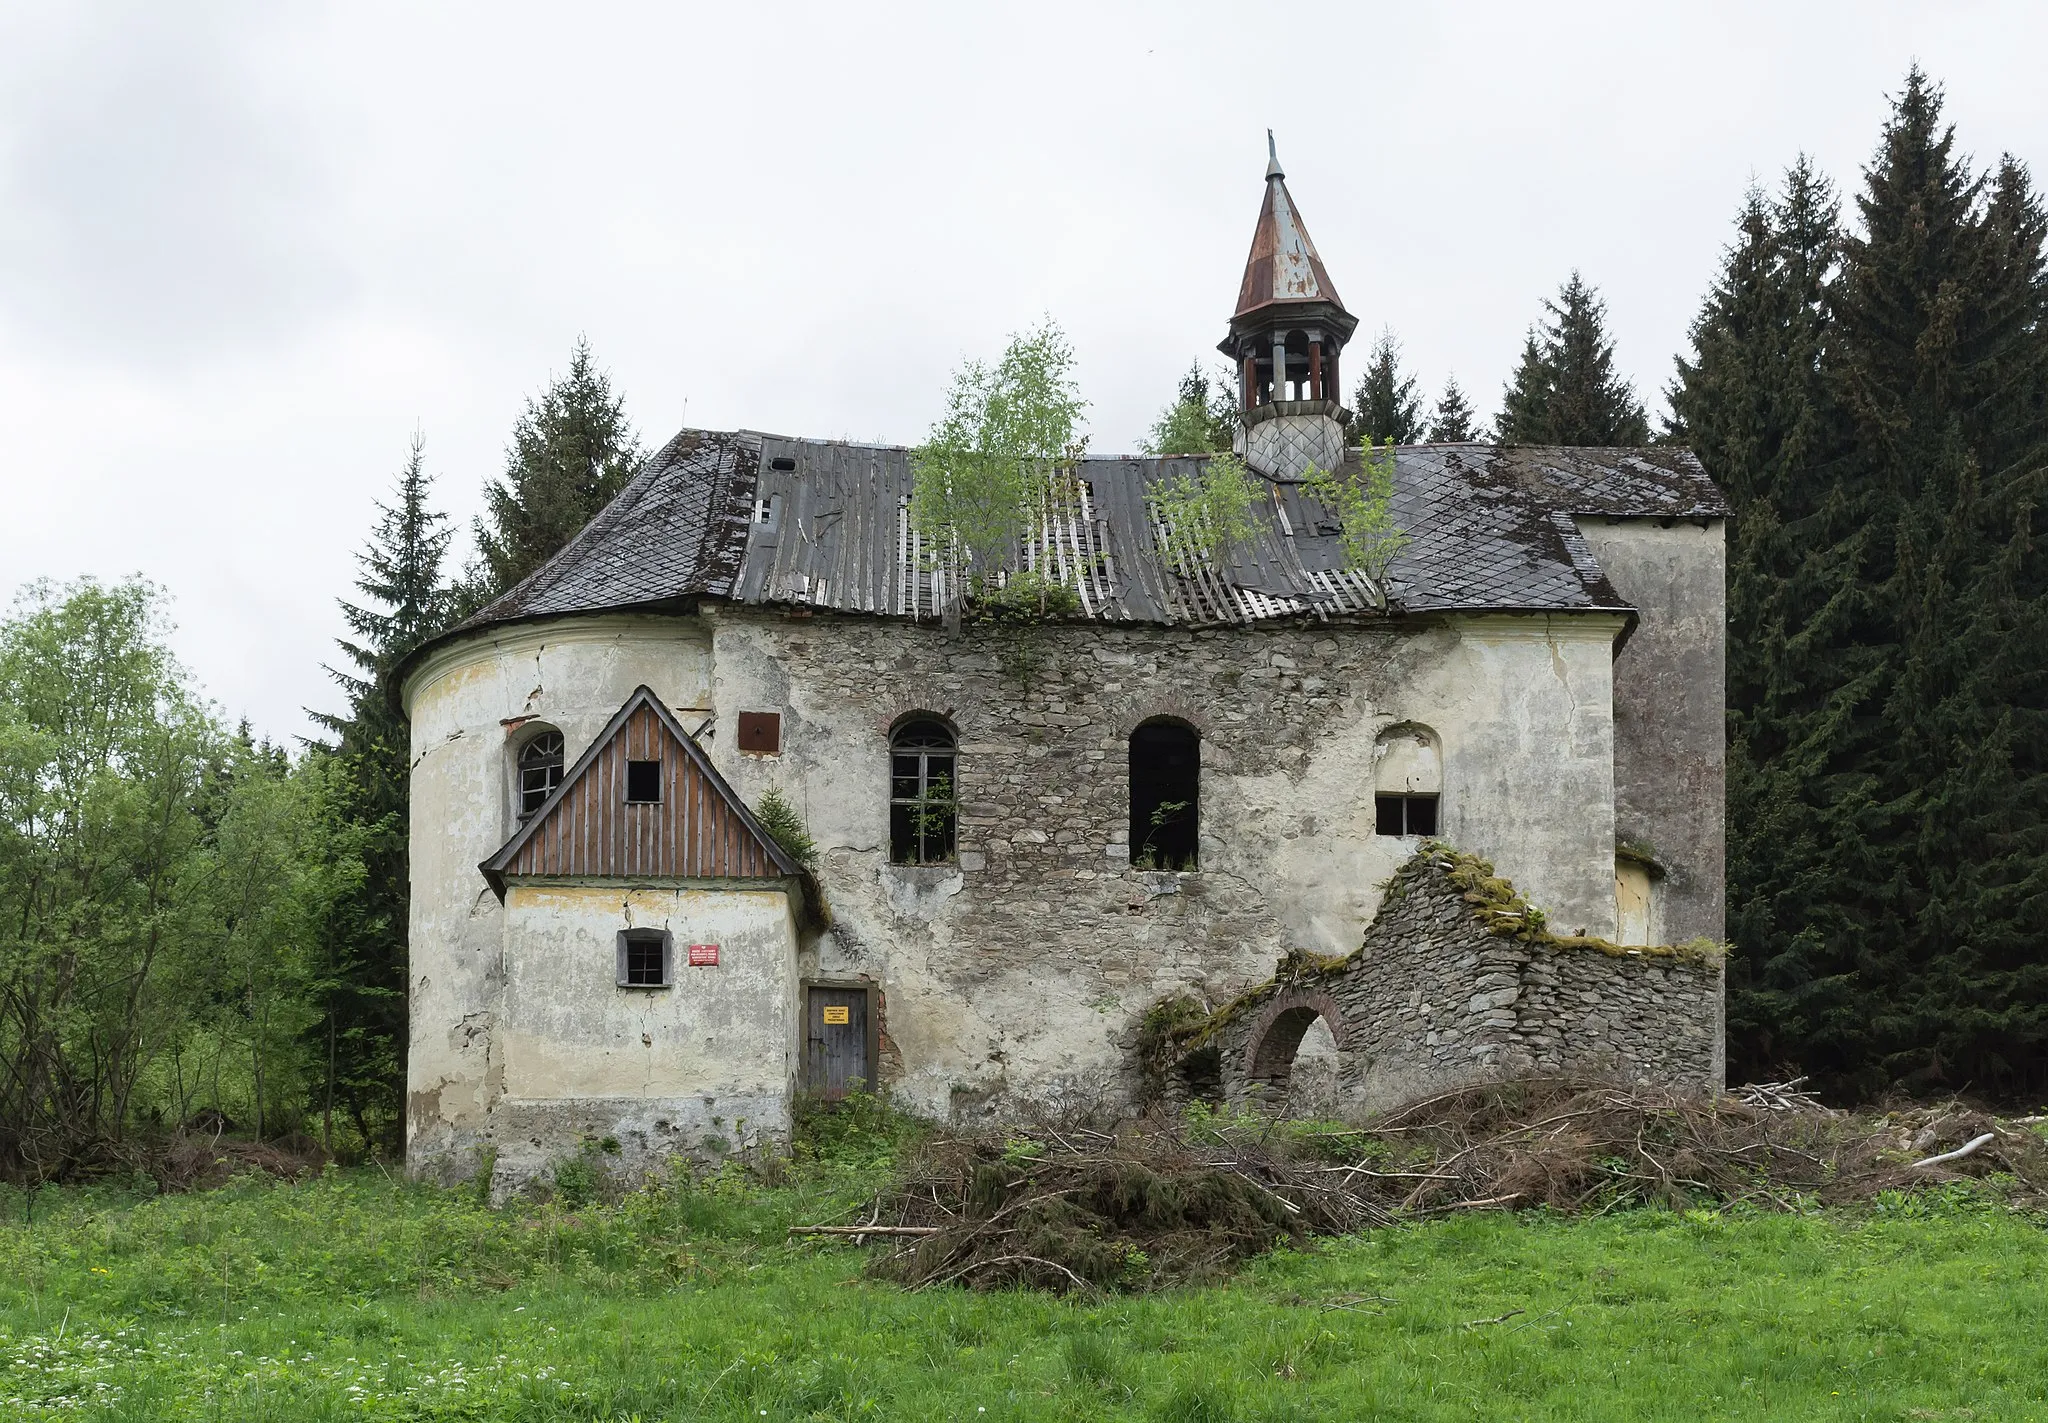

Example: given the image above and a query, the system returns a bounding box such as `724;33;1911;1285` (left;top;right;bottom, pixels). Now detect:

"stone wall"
1155;845;1724;1117
707;605;1628;1121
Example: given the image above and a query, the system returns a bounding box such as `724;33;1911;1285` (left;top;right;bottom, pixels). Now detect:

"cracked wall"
705;606;1626;1122
404;615;719;1184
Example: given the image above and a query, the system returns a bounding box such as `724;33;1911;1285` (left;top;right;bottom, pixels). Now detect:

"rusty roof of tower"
1234;135;1347;320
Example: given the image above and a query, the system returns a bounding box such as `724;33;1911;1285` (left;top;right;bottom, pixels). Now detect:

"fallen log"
789;1224;941;1237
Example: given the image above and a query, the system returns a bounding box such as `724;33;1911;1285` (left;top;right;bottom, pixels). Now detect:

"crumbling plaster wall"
1575;519;1726;943
401;615;714;1181
704;606;1626;1122
485;883;798;1194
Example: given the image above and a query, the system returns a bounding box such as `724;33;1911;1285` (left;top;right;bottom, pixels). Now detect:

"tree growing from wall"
1498;273;1650;445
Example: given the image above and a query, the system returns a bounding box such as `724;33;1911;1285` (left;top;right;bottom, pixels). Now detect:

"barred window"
889;719;956;865
616;929;671;988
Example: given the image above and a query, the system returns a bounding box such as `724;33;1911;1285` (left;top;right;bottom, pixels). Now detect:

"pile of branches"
796;1079;2048;1294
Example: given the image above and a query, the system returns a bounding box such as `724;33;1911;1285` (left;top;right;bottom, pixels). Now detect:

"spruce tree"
1350;330;1423;444
1668;162;1843;1082
1817;70;2048;1097
1680;70;2048;1098
1497;272;1650;444
309;433;455;1148
468;336;640;605
1425;377;1479;442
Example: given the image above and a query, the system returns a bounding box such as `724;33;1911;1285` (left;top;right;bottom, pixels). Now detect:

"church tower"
1219;134;1359;479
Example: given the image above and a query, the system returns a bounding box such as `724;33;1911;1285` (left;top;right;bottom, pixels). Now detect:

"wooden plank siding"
501;703;782;882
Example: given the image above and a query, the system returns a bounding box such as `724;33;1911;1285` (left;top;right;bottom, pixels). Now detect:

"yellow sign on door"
822;1005;850;1025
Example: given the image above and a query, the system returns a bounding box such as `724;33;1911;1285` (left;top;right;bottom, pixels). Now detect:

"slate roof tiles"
446;429;1725;644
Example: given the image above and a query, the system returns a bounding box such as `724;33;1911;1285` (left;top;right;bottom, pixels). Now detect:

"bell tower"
1218;134;1358;479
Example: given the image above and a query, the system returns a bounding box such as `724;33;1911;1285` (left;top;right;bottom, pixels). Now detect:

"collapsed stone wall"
1148;844;1724;1117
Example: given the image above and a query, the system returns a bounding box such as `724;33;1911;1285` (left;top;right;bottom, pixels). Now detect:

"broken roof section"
1234;135;1347;320
436;429;1724;647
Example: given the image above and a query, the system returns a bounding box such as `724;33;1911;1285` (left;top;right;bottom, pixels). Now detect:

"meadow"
1;1147;2044;1422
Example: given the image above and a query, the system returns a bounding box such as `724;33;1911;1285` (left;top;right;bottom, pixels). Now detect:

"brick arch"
870;687;962;739
1116;697;1211;741
1242;989;1350;1097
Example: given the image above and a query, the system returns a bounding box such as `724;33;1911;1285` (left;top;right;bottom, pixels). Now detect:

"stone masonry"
710;604;1632;1120
1151;844;1725;1117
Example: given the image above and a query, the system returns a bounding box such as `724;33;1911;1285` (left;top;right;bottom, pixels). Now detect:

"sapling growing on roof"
1301;440;1406;584
909;320;1088;603
1148;452;1262;576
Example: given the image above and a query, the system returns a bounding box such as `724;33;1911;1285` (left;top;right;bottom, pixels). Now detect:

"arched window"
518;730;565;818
889;719;956;865
1130;718;1199;870
1374;725;1440;837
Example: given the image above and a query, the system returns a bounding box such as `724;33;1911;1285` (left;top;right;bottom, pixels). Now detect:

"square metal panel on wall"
736;711;782;755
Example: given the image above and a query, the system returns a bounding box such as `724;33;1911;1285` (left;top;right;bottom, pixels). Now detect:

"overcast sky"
3;1;2043;742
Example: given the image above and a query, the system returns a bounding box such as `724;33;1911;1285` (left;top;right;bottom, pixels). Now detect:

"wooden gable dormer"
480;686;800;898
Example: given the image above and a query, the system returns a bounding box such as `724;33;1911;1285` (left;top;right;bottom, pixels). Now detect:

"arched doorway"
1243;992;1349;1116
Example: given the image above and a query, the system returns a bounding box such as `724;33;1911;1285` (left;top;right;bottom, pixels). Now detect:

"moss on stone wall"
1418;840;1723;967
1138;840;1725;1093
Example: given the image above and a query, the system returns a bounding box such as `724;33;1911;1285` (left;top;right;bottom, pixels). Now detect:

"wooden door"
804;985;870;1099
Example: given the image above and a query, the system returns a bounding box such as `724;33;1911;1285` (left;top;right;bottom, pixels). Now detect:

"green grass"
0;1167;2044;1420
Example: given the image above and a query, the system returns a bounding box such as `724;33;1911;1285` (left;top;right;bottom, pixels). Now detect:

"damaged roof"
1234;137;1347;321
435;430;1724;648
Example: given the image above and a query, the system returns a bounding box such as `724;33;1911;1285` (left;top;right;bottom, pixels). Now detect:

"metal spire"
1266;129;1283;180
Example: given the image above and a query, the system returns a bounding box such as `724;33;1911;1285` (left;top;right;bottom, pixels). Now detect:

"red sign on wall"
687;943;720;967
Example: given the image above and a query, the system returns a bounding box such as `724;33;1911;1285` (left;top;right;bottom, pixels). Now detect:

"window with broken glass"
518;730;565;817
889;719;957;865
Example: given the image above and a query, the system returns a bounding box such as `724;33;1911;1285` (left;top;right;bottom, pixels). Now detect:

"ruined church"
399;145;1728;1189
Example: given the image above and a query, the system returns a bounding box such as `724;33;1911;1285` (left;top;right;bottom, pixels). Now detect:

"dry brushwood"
800;1079;2048;1294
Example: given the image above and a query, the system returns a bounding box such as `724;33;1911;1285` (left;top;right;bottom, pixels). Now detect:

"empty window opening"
1130;719;1199;869
617;930;671;988
889;719;956;865
1374;725;1442;839
625;759;663;804
1375;794;1438;837
518;730;565;817
769;455;797;471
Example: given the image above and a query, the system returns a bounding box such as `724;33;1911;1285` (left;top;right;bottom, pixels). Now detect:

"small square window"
617;930;670;987
625;759;663;803
1375;794;1439;837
